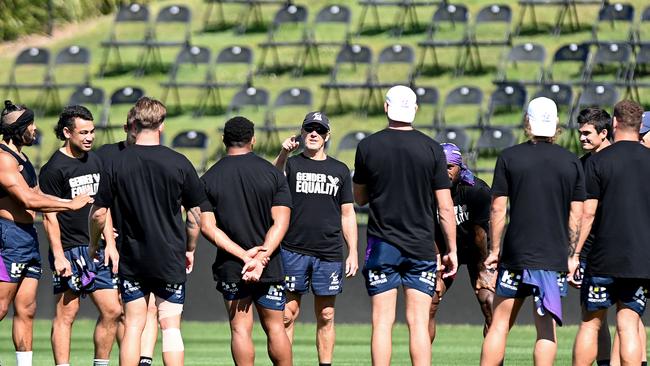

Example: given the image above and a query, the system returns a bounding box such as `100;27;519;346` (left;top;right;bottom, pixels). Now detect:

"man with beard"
0;100;92;366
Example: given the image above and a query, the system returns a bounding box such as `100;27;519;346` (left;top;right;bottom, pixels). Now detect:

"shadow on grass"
417;65;456;77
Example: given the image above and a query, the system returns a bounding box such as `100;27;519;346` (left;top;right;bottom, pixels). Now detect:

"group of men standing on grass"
0;82;649;366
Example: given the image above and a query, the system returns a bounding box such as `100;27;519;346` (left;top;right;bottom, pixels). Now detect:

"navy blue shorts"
119;278;185;304
495;268;568;298
581;275;649;315
217;281;286;311
0;218;41;283
362;236;436;297
281;248;343;296
50;247;118;295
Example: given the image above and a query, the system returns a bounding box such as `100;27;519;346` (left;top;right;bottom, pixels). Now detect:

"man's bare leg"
480;295;524;366
371;289;397;366
405;288;433;366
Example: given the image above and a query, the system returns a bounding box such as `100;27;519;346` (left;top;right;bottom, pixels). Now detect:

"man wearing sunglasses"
274;111;358;366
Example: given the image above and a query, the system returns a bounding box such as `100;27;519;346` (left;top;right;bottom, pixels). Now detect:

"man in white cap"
353;85;457;366
481;97;585;365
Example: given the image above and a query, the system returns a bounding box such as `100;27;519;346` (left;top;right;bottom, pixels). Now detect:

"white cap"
527;97;558;137
386;85;417;123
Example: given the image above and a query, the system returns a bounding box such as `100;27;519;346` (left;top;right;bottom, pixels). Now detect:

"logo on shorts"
221;282;238;294
633;286;648;307
121;280;140;293
368;270;387;286
588;286;608;303
165;283;183;295
266;285;284;301
329;272;340;291
500;270;521;291
285;275;296;291
10;263;26;278
419;271;436;287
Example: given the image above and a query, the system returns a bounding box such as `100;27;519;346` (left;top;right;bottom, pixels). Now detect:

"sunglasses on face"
303;124;328;135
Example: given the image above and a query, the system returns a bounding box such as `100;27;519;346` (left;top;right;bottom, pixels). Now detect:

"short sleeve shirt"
200;153;292;283
353;128;450;260
94;144;206;284
39;150;103;249
583;141;650;278
492;141;586;272
282;154;353;261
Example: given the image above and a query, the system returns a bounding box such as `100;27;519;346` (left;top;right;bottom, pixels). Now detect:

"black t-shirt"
95;141;127;248
39;150;103;249
579;152;597;261
435;178;491;256
353;128;451;260
583;141;650;278
94;144;206;284
200;152;292;283
492;141;586;272
282;153;353;261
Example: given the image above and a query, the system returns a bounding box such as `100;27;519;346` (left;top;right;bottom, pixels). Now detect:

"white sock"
93;359;110;366
16;351;33;366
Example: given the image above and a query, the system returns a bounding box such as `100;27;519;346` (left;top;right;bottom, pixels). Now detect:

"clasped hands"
241;246;270;282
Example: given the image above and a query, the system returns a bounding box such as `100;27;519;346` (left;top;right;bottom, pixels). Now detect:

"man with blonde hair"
90;97;205;366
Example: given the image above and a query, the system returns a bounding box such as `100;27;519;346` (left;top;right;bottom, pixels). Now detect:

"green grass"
1;319;636;365
2;0;650;187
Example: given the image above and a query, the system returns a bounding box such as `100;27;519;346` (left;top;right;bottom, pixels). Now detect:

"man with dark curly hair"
39;105;121;366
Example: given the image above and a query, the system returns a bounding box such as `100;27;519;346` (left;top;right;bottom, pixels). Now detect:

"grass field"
2;0;650;186
0;319;620;365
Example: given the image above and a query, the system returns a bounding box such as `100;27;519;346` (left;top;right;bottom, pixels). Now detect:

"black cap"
302;111;330;131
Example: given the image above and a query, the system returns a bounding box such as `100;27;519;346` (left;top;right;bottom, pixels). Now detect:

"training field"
0;319;611;365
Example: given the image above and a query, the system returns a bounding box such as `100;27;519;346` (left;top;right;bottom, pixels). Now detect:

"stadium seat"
413;86;440;129
202;0;289;34
474;126;517;169
546;43;591;84
320;44;374;114
435;126;472;152
264;87;313;142
632;6;650;45
0;47;52;113
532;83;574;126
627;43;650;102
140;5;192;75
485;82;527;127
515;0;604;36
461;4;512;74
160;46;212;113
99;3;150;77
440;85;484;128
417;4;470;75
171;130;209;173
573;83;619;121
296;4;352;76
584;42;632;82
335;130;371;158
227;87;270;121
496;43;546;85
370;44;416;110
98;86;146;145
356;0;444;36
196;45;254;116
591;3;635;43
68;86;107;128
52;45;91;89
257;4;309;74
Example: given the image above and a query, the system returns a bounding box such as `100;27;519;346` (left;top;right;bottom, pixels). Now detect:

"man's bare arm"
568;201;584;257
436;188;458;277
341;203;358;277
575;199;596;257
89;205;108;255
0;154;92;211
185;206;201;252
